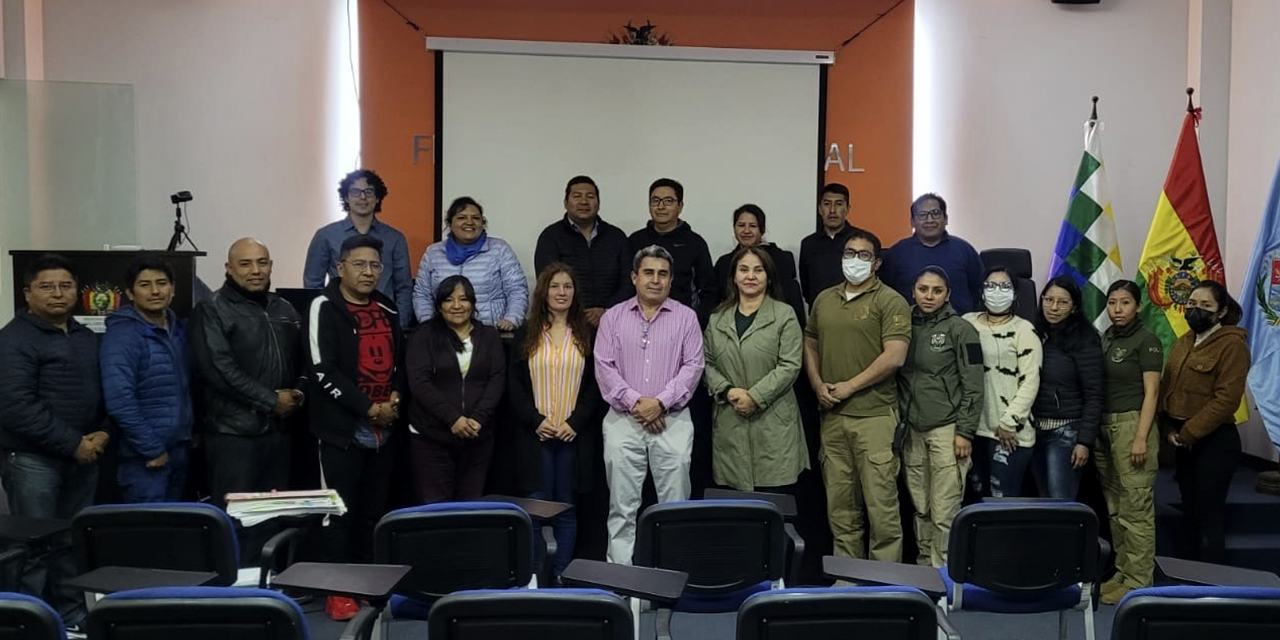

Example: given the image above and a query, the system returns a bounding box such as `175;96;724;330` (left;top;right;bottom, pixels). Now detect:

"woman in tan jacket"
702;246;808;492
1159;280;1250;563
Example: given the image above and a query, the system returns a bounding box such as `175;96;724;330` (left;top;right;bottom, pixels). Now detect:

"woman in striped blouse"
508;263;601;578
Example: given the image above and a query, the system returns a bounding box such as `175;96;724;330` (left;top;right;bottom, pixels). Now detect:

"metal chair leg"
631;597;642;640
1083;599;1096;640
655;607;673;640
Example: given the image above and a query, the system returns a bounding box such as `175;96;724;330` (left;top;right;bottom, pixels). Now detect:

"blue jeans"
0;451;98;626
529;439;577;575
969;435;1033;498
1032;423;1083;500
118;443;189;503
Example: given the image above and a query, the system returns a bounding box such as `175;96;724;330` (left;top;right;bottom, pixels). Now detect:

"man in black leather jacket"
190;238;305;507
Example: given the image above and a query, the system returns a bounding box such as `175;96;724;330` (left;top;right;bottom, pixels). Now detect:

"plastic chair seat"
941;568;1082;613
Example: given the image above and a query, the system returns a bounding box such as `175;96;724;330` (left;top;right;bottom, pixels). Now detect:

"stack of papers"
224;489;347;526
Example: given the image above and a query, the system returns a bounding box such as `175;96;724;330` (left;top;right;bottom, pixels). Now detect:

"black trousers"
204;431;290;508
319;440;394;564
1174;423;1241;563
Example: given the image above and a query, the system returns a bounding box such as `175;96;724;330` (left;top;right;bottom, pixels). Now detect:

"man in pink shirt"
594;245;705;564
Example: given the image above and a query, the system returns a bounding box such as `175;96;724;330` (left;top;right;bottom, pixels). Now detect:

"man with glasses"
804;230;911;562
0;254;110;634
305;234;404;620
800;183;864;308
304;169;413;326
190;238;305;508
628;178;716;326
880;193;984;313
595;245;705;564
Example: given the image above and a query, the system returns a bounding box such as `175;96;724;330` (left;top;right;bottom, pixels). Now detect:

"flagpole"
1089;95;1098;125
1186;87;1196;114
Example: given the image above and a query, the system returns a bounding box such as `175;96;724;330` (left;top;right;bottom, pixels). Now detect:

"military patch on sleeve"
966;343;984;365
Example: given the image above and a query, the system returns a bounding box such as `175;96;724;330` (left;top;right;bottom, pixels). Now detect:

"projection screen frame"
428;37;835;265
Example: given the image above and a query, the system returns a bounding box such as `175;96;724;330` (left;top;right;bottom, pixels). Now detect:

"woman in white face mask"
962;267;1043;498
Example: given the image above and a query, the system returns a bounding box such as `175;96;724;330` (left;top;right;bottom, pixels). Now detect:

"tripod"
166;202;198;251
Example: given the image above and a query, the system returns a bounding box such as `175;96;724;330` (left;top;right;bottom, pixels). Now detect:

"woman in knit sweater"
1031;276;1104;500
964;267;1043;498
1160;280;1250;563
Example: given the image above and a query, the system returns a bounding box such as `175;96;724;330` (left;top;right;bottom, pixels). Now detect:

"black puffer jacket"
0;313;106;458
534;216;634;309
1033;323;1105;448
189;279;304;437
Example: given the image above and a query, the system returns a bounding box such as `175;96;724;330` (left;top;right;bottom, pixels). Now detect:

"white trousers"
602;407;694;564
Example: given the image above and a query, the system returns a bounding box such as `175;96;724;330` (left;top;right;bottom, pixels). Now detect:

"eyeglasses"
32;282;76;293
347;187;377;199
984;282;1014;292
1041;296;1073;309
914;209;944;221
649;197;679;207
842;249;875;261
343;260;383;274
641;321;651;350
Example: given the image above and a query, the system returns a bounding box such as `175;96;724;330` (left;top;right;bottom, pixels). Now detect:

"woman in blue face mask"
963;267;1043;498
1159;280;1250;563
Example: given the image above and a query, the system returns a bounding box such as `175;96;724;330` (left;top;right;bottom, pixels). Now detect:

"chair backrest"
86;587;308;640
737;587;937;640
1112;586;1280;640
374;502;533;601
979;248;1037;321
633;500;786;596
947;502;1098;597
71;503;240;586
428;589;631;640
0;592;65;640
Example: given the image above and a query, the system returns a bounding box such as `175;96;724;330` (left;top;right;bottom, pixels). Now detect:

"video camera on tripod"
166;190;198;251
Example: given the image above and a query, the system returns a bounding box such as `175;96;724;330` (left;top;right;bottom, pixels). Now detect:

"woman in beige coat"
703;246;809;491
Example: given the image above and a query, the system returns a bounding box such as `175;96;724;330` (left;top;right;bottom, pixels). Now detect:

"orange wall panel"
359;0;913;271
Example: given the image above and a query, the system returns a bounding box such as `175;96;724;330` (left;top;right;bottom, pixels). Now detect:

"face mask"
983;288;1015;314
1185;307;1218;334
842;257;873;285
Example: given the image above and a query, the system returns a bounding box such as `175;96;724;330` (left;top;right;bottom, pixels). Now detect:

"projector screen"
438;48;823;286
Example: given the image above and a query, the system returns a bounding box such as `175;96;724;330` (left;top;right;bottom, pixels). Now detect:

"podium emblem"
81;283;123;316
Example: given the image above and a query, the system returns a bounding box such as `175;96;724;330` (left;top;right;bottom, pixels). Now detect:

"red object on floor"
326;595;360;621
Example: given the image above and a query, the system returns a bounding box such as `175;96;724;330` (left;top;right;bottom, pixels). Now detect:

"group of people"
0;170;1252;629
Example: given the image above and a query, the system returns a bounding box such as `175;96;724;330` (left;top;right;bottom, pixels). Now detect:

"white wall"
37;0;359;286
915;0;1190;282
916;0;1278;460
1226;0;1280;462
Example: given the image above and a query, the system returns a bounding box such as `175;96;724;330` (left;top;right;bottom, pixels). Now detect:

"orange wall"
359;0;913;269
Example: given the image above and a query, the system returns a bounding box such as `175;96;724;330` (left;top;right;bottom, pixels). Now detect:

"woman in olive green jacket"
897;266;985;567
703;246;808;492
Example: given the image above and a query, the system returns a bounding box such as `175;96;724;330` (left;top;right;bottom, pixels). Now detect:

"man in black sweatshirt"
305;234;404;621
628;177;716;327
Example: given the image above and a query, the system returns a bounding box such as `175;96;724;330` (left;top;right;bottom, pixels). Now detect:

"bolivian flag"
1136;105;1247;423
